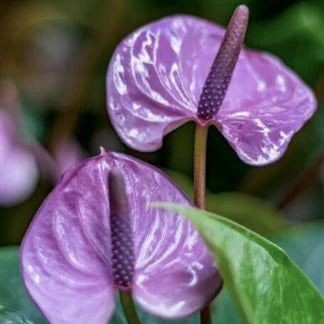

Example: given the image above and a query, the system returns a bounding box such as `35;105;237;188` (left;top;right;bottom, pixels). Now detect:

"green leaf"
0;247;46;324
0;310;34;324
156;203;324;324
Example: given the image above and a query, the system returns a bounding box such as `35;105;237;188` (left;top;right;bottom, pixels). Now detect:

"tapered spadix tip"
108;168;127;209
231;5;249;38
109;167;123;181
197;4;250;120
99;146;106;155
230;5;249;32
236;4;249;14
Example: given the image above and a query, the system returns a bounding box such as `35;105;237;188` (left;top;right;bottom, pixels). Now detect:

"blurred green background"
0;0;323;246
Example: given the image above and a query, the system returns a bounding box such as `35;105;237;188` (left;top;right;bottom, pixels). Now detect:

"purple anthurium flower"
20;150;221;323
106;6;316;165
0;110;38;205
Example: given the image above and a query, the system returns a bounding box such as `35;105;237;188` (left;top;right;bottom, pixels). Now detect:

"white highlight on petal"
170;35;181;54
276;75;286;92
257;80;266;92
113;55;127;95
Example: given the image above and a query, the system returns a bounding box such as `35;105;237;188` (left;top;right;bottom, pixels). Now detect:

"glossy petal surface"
107;15;316;165
21;151;220;323
0;111;38;205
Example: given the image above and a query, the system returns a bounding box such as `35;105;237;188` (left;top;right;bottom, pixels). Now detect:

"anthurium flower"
20;150;221;323
0;110;38;205
106;5;316;165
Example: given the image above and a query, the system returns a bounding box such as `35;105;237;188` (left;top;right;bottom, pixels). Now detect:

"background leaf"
206;192;283;236
274;221;324;293
158;204;324;324
0;247;46;324
165;169;284;236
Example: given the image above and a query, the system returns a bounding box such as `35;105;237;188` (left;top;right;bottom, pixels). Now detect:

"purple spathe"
107;14;316;165
20;151;221;323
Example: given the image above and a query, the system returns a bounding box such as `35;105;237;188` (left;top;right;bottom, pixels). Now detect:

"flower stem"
194;124;208;209
194;124;211;324
119;291;141;324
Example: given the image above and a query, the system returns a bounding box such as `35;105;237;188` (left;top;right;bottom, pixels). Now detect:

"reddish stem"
194;124;211;324
194;124;208;209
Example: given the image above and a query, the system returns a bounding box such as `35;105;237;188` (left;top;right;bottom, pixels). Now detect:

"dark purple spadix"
197;5;249;120
108;168;135;291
